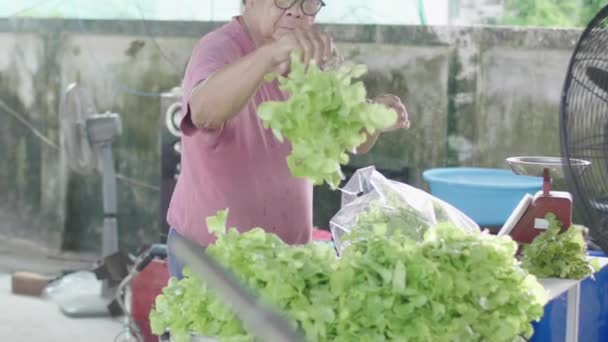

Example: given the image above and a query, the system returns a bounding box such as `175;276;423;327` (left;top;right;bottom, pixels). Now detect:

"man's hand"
372;94;410;132
356;95;409;154
265;26;334;74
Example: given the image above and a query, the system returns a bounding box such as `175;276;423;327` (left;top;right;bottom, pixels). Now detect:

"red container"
312;228;332;241
508;191;573;244
503;169;573;245
131;259;170;342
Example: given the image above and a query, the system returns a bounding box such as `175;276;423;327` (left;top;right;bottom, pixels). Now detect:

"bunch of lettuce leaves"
150;211;547;342
521;213;600;279
335;223;547;342
257;51;397;188
150;210;339;342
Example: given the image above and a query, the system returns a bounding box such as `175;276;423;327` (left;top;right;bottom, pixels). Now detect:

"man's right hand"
264;27;335;73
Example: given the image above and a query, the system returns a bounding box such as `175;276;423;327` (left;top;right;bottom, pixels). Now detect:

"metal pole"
565;283;580;342
99;143;119;257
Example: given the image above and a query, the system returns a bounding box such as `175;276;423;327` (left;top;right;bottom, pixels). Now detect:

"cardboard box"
11;272;52;297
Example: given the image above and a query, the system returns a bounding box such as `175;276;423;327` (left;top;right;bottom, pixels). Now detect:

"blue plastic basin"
422;168;543;227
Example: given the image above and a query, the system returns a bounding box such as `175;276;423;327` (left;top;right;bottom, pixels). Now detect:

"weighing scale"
498;156;591;245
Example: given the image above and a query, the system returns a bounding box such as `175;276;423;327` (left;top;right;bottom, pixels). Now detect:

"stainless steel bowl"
506;156;591;178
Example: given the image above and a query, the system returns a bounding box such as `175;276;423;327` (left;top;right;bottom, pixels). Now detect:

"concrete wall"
0;18;582;252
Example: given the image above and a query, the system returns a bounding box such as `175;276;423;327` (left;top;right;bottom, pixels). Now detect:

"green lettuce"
151;211;547;342
521;213;600;279
258;51;397;188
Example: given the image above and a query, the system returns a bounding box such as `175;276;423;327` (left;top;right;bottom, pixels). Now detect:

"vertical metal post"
565;283;580;342
100;143;119;257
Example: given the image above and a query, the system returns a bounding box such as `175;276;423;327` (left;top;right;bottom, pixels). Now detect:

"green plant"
501;0;605;27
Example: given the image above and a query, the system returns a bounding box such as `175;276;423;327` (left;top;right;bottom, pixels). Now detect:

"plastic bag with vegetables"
330;166;479;254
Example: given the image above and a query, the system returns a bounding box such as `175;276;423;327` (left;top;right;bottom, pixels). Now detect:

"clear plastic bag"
330;166;480;254
41;271;101;303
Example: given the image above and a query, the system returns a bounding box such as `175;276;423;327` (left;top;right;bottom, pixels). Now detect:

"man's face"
246;0;318;41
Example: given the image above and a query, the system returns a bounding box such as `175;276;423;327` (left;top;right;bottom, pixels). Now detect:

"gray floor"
0;237;125;341
0;274;125;341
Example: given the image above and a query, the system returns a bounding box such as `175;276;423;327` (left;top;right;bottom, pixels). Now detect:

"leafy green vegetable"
340;196;455;249
258;51;397;188
344;197;431;244
337;223;547;342
150;211;339;342
151;211;547;342
206;208;229;237
521;213;600;279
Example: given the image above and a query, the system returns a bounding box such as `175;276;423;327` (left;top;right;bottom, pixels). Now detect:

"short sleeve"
180;29;242;138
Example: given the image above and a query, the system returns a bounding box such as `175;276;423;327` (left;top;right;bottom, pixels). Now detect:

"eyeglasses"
274;0;326;16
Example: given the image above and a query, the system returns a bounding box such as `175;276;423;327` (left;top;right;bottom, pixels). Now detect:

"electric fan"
58;82;123;317
561;5;608;253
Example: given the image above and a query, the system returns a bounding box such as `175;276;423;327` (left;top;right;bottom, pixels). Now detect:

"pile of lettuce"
335;223;547;341
521;213;600;279
150;210;338;342
150;210;547;342
257;51;397;188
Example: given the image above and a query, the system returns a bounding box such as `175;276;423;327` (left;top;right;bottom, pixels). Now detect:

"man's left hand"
372;94;410;132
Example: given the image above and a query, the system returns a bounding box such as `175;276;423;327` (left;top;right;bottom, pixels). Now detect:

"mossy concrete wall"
0;18;582;251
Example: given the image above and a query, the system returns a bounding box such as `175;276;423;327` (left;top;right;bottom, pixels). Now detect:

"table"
531;257;608;342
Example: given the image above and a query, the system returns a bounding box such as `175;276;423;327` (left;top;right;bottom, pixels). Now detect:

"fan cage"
560;5;608;252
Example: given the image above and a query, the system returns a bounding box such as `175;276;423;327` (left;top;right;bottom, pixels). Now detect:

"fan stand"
60;114;121;318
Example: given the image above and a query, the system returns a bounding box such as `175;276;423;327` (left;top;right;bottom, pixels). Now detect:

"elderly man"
166;0;409;278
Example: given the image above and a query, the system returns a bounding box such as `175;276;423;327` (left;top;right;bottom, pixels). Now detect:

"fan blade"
587;66;608;94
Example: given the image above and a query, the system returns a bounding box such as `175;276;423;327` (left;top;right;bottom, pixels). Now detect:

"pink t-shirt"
167;17;313;246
